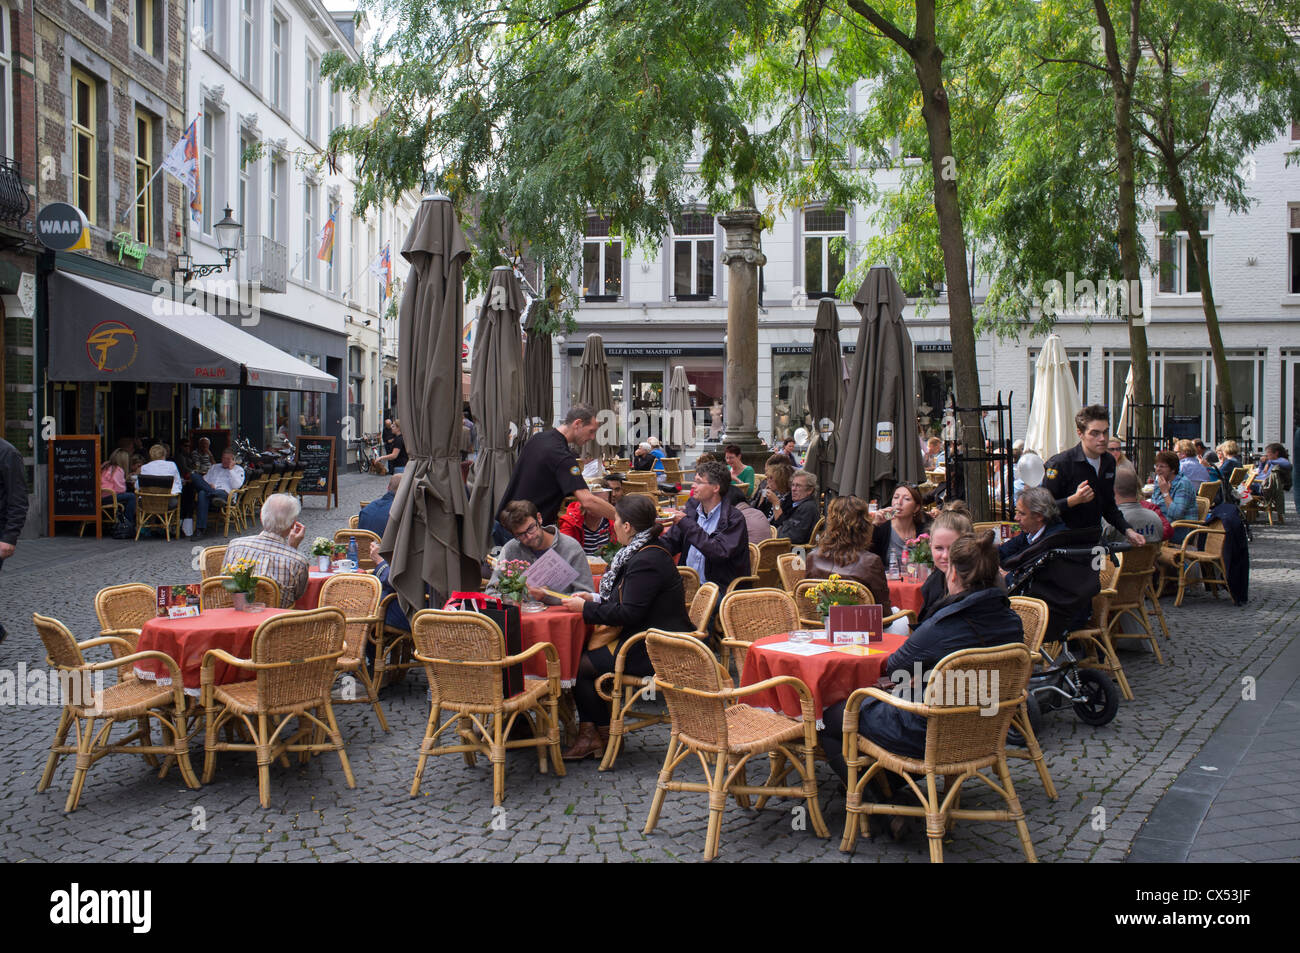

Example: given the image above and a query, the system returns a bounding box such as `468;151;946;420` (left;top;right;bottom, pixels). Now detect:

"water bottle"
888;552;900;580
347;536;359;568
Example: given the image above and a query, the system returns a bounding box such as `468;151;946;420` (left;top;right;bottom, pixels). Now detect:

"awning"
48;272;338;393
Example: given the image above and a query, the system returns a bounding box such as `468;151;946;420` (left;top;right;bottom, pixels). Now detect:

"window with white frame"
304;48;320;143
201;108;226;236
672;212;714;299
0;6;12;161
239;0;260;87
270;9;287;111
327;86;341;138
202;0;228;59
1289;205;1300;295
1156;208;1211;295
1028;348;1088;406
804;207;846;298
801;100;850;161
237;132;258;240
303;182;318;283
367;224;376;311
582;216;622;299
350;215;360;302
268;152;285;242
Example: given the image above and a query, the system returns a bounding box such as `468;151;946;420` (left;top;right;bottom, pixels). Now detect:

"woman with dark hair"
559;494;694;759
820;531;1023;782
724;444;756;497
868;484;930;568
805;497;889;608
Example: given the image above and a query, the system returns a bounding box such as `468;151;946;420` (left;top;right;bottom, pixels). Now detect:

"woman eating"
868;484;930;569
804;496;889;609
559;495;694;760
99;448;137;528
724;444;756;497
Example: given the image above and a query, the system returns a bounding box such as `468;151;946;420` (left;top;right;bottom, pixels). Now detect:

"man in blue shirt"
359;474;402;536
661;460;749;591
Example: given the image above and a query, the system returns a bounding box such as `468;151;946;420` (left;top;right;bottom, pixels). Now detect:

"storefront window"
771;352;812;442
263;390;289;447
679;360;722;447
194;388;237;429
915;349;955;438
300;392;322;435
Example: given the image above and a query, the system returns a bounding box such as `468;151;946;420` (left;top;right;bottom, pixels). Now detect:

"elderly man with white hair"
222;493;309;608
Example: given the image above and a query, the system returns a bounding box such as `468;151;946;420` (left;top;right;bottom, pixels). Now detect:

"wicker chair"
200;607;355;808
81;494;122;536
1071;544;1162;701
808;517;826;547
1006;596;1057;800
135;487;180;541
409;609;565;806
642;629;830;861
333;529;382;570
348;515;359;529
840;644;1036;863
208;486;245;537
752;538;794;590
677;565;701;609
371;593;417;688
718;587;800;676
200;545;227;580
1160;519;1231;608
93;582;157;651
776;552;806;592
237;473;268;526
689;582;721;633
200;575;283;610
319;574;388;731
283;469;305;497
34;613;199;812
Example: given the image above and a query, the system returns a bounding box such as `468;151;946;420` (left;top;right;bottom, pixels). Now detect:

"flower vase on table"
904;535;933;583
494;559;532;605
221;556;260;611
805;574;862;637
309;537;334;573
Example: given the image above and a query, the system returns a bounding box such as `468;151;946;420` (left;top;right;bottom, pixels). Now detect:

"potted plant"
804;573;861;631
310;537;333;572
221;556;259;611
492;559;531;604
905;534;933;580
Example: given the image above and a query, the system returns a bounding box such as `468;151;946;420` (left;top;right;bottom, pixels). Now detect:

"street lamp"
174;206;244;286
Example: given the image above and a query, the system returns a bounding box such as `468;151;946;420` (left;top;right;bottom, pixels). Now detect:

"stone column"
717;208;768;465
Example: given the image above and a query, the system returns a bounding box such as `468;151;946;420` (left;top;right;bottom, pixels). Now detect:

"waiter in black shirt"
497;403;617;530
1041;404;1146;547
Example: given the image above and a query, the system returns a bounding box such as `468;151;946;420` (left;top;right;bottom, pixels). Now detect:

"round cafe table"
740;630;910;727
888;578;927;615
519;606;590;687
295;571;333;609
135;607;293;696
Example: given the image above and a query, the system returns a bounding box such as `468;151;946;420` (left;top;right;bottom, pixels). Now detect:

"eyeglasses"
513;521;543;542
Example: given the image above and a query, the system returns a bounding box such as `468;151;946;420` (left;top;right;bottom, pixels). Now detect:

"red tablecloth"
740;631;910;726
135;607;293;696
295;571;333;609
519;607;590;686
888;578;926;614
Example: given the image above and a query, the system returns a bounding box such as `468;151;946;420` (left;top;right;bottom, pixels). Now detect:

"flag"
368;243;392;306
316;207;337;262
162;116;201;225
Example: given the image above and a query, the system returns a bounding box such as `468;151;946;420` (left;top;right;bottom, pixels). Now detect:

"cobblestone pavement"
2;472;1296;863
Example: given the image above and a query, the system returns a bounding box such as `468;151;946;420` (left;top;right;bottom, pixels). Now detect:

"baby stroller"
1003;529;1125;734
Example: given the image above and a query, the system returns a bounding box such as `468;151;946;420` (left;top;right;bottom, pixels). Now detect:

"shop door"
629;365;665;445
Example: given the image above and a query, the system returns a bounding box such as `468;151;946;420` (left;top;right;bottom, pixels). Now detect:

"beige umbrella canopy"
663;364;695;451
1024;335;1082;459
381;197;481;610
577;333;613;460
465;266;527;559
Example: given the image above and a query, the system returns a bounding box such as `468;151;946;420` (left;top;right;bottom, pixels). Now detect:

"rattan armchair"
1071;544;1162;701
209;486;245;537
642;630;829;861
34;613;199;812
776;552;806;592
689;582;720;634
409;609;565;806
200;575;283;610
808;517;825;547
1006;596;1057;800
1160;519;1231;607
333;529;381;570
752;538;794;589
677;565;701;610
135;486;180;541
200;607;356;808
199;545;227;580
371;593;417;688
237;474;269;527
319;574;388;731
81;494;121;536
717;587;800;676
840;643;1036;863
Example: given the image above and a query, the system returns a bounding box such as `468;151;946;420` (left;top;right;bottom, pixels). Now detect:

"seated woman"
914;504;973;626
753;454;794;519
559;495;694;759
138;443;183;494
805;496;889;609
819;531;1023;783
99;448;137;527
724;444;756;498
868;484;930;569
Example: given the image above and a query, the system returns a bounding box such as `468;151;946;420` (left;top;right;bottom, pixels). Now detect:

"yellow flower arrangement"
804;572;862;619
220;556;259;595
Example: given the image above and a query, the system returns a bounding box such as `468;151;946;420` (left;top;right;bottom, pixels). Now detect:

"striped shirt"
224;531;309;608
581;520;611;556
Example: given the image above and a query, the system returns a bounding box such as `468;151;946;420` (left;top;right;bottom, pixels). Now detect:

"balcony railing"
0;158;30;225
245;234;287;293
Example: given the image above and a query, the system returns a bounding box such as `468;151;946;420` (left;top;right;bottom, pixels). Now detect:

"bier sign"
48;435;102;537
296;436;337;508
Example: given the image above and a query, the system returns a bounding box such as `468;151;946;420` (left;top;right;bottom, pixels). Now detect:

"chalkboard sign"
48;435;102;537
296;436;337;508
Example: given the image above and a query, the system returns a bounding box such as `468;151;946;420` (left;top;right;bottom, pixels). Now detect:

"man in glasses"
1041;404;1147;548
492;500;595;602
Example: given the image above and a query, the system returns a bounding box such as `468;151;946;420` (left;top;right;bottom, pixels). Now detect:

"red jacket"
557;502;586;547
1141;500;1174;541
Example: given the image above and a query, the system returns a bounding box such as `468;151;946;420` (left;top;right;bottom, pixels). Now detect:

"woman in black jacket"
560;495;694;759
868;484;931;569
820;530;1024;781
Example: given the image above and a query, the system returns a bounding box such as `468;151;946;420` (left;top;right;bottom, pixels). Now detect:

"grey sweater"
489;525;595;601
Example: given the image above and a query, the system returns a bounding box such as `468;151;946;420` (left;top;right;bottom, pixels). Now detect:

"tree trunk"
1096;0;1155;475
911;6;989;520
1165;171;1235;442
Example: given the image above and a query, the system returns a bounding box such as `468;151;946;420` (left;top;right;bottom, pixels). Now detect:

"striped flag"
162;116;201;224
369;243;392;306
316;206;337;262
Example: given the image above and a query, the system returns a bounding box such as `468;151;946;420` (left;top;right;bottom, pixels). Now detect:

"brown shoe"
562;723;603;760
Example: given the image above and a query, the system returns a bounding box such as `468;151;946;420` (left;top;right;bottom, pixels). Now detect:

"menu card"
828;604;883;644
157;584;201;619
524;547;580;593
764;641;833;657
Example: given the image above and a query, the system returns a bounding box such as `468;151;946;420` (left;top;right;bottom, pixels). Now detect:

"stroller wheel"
1006;691;1042;748
1072;669;1119;726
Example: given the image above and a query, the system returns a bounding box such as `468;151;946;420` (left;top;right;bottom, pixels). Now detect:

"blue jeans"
191;473;229;530
106;493;136;525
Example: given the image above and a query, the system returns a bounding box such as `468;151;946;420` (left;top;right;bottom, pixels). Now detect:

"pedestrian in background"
0;437;30;643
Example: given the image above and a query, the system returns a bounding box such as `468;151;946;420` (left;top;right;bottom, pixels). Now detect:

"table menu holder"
157;584;201;618
828;604;883;644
